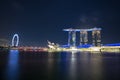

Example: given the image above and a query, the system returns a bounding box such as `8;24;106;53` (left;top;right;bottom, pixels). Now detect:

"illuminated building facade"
80;31;88;45
63;27;101;47
92;30;101;46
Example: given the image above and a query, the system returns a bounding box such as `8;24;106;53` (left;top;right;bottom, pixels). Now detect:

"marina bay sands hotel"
63;27;101;47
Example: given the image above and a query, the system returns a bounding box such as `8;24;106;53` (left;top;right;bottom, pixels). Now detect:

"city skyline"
0;0;120;46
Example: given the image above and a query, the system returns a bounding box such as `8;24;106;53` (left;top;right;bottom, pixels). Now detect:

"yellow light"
90;47;101;51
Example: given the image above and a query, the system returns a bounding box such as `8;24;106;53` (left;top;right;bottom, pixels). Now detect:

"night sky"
0;0;120;46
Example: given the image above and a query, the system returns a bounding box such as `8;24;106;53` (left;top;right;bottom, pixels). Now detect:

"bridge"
11;46;48;52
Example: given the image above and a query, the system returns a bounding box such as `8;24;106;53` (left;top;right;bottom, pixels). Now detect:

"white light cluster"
12;34;19;47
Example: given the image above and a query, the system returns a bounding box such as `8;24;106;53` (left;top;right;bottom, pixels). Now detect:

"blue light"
77;44;92;48
5;50;19;80
59;45;70;48
104;43;120;46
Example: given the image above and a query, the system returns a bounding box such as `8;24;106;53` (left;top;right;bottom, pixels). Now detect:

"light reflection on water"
79;52;103;80
5;50;19;80
47;51;104;80
69;51;77;80
1;51;120;80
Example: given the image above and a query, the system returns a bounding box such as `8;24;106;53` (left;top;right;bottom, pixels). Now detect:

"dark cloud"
11;1;24;11
77;12;101;28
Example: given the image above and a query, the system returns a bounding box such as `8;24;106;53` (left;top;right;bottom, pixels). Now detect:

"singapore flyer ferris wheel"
12;34;19;47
